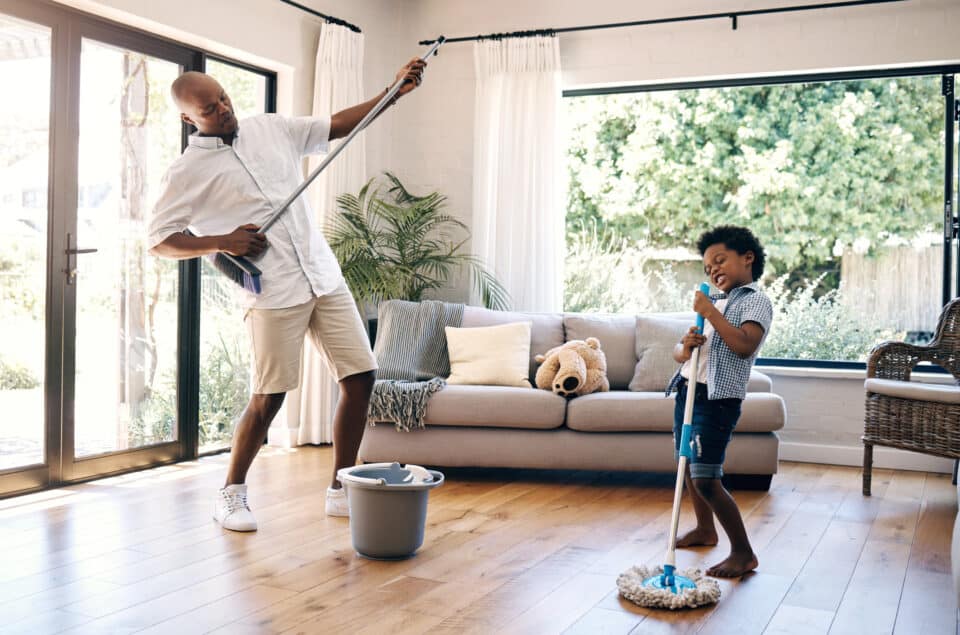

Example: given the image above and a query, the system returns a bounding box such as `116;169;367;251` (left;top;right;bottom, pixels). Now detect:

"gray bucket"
337;462;444;560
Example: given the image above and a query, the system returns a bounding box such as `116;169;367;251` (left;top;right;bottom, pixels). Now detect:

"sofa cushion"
565;391;786;433
629;314;690;392
421;385;566;430
748;370;773;392
563;314;636;389
865;378;960;404
445;322;532;388
462;306;564;384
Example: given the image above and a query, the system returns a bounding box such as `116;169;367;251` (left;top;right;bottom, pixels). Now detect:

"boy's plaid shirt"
666;282;773;400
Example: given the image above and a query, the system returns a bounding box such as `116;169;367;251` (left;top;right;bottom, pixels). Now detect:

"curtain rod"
418;0;905;44
278;0;361;33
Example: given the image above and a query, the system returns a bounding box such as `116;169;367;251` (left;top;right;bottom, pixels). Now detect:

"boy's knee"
692;476;723;500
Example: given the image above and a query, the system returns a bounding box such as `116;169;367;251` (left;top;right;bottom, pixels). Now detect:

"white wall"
49;0;409;177
766;368;954;473
392;0;960;283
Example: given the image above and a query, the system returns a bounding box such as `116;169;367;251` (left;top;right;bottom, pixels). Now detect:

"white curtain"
282;22;367;446
472;36;563;312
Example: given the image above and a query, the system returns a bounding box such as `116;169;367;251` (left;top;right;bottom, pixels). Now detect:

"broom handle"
260;36;445;235
665;283;711;569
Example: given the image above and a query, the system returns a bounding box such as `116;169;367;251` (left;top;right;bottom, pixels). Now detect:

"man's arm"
329;58;425;140
150;224;267;260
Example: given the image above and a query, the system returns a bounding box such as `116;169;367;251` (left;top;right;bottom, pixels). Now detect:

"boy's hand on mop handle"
693;289;716;321
679;327;707;361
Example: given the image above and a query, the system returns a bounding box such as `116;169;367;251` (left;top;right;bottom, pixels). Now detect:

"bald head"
171;71;237;137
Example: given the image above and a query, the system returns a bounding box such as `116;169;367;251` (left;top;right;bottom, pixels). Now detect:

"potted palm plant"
326;173;509;341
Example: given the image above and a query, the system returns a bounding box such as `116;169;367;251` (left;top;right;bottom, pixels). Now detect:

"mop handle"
259;36;446;235
665;283;711;568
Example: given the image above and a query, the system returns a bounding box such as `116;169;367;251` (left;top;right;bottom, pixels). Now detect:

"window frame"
564;65;960;372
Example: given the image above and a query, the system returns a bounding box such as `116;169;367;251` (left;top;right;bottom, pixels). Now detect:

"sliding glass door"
0;13;52;488
0;1;275;496
63;33;191;480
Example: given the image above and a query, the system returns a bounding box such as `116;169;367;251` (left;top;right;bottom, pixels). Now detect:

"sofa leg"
721;474;772;491
953;459;958;486
862;442;873;497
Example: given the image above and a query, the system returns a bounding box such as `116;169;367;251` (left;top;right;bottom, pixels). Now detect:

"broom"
616;282;722;610
202;36;446;293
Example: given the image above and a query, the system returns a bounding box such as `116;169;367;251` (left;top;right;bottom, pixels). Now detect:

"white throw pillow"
445;322;533;388
628;314;694;392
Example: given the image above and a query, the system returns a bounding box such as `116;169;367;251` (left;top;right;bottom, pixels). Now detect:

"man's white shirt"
147;114;344;309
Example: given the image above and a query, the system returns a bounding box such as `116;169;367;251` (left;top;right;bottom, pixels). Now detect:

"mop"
617;282;722;610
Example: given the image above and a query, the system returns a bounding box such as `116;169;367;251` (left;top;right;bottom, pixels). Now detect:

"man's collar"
188;127;240;149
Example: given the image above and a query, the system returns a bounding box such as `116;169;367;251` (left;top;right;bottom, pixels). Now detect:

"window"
564;74;951;364
198;58;275;453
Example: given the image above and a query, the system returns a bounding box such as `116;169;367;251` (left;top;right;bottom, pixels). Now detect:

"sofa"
359;305;788;489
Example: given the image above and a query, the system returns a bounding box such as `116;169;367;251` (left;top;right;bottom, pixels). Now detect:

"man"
148;59;426;531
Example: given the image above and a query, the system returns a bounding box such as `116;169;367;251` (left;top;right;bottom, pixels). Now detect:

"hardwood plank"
780;519;870;612
763;604;834;635
277;575;442;634
828;539;913;635
563;606;644;634
697;572;794;635
907;473;956;575
498;572;614;635
135;584;298;635
892;568;957;635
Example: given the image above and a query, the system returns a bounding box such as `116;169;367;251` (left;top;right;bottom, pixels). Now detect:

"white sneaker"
326;486;349;517
213;484;258;532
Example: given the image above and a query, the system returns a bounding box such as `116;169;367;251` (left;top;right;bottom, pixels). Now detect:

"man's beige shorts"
244;282;378;394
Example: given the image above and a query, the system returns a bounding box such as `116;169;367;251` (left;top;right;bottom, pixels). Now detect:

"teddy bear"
534;338;610;398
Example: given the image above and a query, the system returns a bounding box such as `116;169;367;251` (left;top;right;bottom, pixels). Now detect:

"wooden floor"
0;447;955;635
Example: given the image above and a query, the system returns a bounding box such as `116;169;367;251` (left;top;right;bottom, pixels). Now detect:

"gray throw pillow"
628;314;696;392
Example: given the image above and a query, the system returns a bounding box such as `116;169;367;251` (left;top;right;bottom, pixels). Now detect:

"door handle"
64;233;98;285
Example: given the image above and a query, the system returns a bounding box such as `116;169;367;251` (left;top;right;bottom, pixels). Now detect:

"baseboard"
780;441;954;473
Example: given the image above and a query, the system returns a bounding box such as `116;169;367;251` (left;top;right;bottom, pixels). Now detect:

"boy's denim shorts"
673;380;742;479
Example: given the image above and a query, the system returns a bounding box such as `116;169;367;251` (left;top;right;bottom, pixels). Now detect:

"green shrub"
564;224;898;362
0;357;40;390
564;223;691;315
130;333;250;448
197;334;250;447
761;275;899;361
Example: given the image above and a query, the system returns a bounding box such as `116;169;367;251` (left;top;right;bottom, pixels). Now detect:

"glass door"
61;23;196;481
0;1;276;498
0;12;53;492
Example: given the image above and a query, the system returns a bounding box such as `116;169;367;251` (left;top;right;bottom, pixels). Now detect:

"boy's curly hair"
696;225;766;281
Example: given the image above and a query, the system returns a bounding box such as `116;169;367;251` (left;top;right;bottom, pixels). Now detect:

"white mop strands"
617;565;721;610
618;283;722;610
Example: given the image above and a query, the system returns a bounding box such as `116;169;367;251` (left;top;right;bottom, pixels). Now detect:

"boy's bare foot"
707;551;758;577
676;527;719;548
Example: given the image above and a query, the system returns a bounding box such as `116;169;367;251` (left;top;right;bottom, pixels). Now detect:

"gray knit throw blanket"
368;299;464;431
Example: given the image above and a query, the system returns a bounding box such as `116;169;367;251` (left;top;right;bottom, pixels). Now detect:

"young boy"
667;225;773;578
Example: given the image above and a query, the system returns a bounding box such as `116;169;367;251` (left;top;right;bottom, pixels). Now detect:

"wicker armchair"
862;297;960;495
